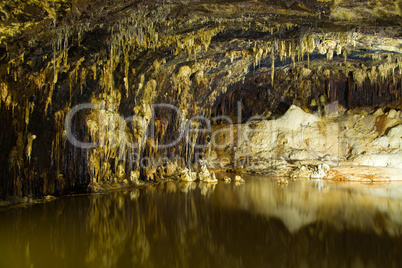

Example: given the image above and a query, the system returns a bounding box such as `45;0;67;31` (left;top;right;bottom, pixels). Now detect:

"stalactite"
54;110;65;169
186;37;194;57
327;49;334;61
200;30;213;51
227;51;235;64
0;82;8;106
26;133;36;163
24;101;35;130
91;64;97;80
143;79;157;104
153;59;160;73
279;41;286;62
271;43;275;87
353;69;366;86
291;41;296;68
80;68;88;95
45;86;54;116
253;42;264;68
124;49;130;98
343;49;347;63
4;95;11;110
297;41;301;63
336;43;342;56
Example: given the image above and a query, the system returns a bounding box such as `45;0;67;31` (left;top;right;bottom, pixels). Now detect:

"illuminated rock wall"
0;0;401;197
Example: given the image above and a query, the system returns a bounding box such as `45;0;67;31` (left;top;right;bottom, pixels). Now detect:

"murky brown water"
1;174;402;268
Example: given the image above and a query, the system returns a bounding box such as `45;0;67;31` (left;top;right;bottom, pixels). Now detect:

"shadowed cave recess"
0;0;401;199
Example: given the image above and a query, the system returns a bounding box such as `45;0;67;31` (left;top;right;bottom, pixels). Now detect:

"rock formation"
0;0;401;197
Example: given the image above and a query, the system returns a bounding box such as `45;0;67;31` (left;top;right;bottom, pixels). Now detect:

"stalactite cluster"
0;0;401;198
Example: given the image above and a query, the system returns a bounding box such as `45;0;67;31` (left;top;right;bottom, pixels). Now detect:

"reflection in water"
1;175;402;267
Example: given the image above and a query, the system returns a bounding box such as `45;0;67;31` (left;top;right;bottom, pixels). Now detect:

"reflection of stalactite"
85;194;132;268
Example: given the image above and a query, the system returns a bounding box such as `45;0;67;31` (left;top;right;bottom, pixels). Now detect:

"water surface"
1;174;402;268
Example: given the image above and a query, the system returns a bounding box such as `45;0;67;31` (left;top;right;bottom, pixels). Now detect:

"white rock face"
212;104;402;176
388;109;398;119
235;105;338;161
351;124;402;168
370;125;402;152
352;153;402;168
277;105;319;129
289;150;319;161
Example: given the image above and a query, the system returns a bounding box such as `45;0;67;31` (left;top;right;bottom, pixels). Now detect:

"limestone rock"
324;101;346;118
198;165;218;183
352;153;402;168
368;124;402;153
277;178;288;184
116;162;126;181
388;109;398;119
310;164;331;179
373;108;384;116
236;105;337;162
289;150;319;161
277;105;319;130
290;164;330;179
290;166;311;179
234;175;245;183
300;68;311;77
165;163;178;177
222;176;231;182
130;170;140;185
180;168;197;182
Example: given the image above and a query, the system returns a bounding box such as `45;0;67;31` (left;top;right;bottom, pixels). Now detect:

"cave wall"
0;0;401;197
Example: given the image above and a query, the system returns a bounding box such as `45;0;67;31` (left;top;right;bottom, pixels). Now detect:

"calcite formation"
0;0;401;197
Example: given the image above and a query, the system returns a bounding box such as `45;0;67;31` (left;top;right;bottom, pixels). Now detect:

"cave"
0;0;402;267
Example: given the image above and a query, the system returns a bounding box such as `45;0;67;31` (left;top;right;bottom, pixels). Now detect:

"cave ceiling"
1;1;401;116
